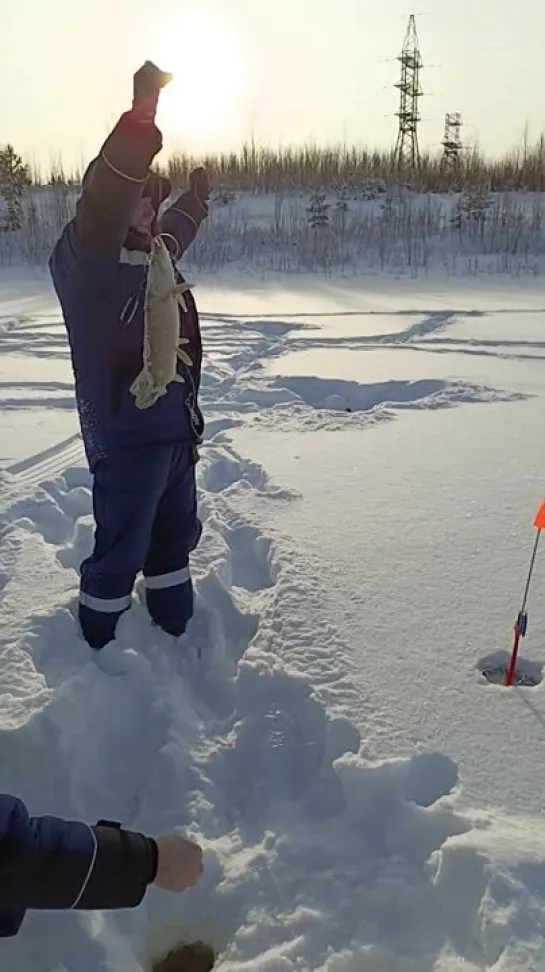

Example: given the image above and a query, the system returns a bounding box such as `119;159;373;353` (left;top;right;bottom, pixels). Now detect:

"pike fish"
130;235;193;410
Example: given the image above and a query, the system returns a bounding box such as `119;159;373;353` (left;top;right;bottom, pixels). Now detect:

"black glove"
189;167;211;204
132;61;172;115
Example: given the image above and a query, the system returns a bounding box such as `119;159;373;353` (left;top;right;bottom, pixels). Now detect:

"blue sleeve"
50;108;163;286
74;110;161;256
160;189;208;259
0;794;157;938
0;793;95;936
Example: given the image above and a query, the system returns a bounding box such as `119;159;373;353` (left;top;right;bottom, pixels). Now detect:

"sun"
149;8;249;144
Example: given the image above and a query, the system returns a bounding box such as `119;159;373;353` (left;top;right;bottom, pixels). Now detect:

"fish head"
147;237;177;299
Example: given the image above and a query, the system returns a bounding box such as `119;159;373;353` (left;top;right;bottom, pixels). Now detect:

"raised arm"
160;167;210;259
71;63;171;262
0;794;204;937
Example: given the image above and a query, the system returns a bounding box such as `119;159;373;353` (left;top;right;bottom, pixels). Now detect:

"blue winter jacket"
0;793;157;936
49;109;207;471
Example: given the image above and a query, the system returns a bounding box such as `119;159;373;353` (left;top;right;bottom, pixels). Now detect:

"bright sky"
3;0;545;172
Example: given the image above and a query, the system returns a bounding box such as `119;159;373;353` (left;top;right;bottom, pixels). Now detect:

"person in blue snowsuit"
0;792;202;936
49;63;210;650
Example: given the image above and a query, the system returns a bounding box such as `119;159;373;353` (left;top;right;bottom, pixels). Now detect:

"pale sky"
3;0;545;172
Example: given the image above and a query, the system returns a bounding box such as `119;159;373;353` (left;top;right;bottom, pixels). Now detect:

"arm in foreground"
0;794;202;936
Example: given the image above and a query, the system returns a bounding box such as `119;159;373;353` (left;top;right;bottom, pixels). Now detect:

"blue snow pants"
79;444;202;649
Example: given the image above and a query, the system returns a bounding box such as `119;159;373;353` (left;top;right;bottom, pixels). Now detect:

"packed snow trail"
3;273;545;970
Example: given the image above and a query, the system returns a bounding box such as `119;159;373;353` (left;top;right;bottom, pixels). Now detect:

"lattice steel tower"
394;15;423;170
442;112;463;168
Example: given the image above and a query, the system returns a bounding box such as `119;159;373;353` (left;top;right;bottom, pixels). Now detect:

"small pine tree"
0;145;31;232
213;185;236;205
307;189;330;229
360;178;386;201
333;186;349;234
451;186;491;229
335;185;349;214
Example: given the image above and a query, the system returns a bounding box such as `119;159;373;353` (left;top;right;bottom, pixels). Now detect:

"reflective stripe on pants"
144;566;191;590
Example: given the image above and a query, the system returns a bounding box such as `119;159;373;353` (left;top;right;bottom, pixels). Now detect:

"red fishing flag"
534;502;545;530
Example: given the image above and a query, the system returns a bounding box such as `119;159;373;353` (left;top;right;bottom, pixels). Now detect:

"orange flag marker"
534;501;545;530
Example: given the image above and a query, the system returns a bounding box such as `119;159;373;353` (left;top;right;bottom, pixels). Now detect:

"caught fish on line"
130;235;194;410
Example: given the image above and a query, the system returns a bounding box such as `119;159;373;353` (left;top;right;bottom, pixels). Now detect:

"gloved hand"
189;167;211;205
132;61;172;116
153;834;203;892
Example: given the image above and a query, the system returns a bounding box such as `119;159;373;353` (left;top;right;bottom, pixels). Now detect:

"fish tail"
130;369;166;410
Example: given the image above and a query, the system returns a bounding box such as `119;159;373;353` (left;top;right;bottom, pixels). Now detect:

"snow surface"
3;268;545;970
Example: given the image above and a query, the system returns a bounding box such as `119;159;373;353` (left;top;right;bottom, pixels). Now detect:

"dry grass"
163;140;545;193
28;135;545;193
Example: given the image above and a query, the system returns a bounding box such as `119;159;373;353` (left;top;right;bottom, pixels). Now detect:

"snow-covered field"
3;266;545;971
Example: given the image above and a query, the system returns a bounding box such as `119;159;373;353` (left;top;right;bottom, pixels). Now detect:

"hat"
81;160;171;212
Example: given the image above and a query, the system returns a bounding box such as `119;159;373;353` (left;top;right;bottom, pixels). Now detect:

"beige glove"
153;834;203;892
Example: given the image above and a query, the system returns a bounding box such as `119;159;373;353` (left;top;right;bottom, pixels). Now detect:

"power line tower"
442;112;463;169
394;14;423;170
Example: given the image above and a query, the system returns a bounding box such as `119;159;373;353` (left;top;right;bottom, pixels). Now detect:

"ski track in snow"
2;295;545;970
0;306;529;447
198;309;528;434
